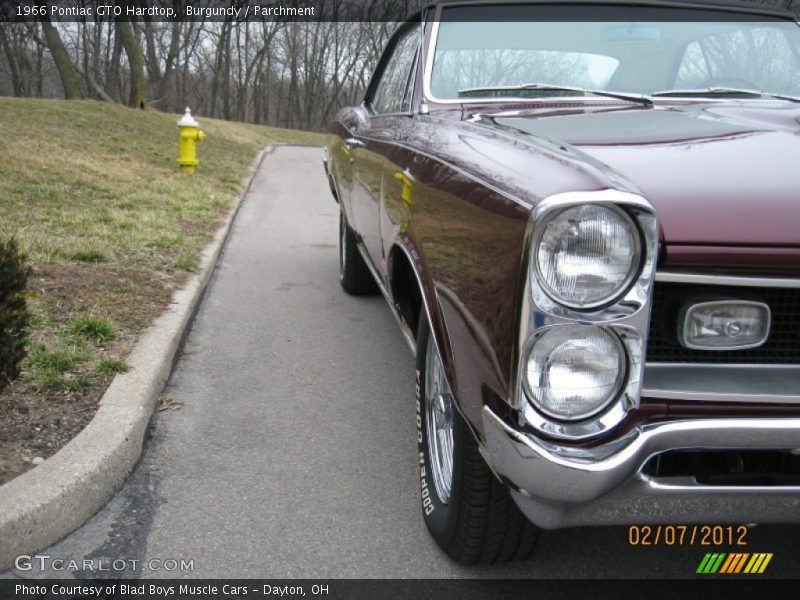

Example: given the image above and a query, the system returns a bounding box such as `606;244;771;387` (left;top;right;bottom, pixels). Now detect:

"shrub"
0;238;31;394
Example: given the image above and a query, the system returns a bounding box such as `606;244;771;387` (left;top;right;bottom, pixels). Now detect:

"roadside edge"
0;146;272;571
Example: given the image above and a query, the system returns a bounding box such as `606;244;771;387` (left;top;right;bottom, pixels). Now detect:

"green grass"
28;344;90;374
70;249;107;263
0;97;325;399
26;341;93;391
173;250;200;273
0;98;325;272
71;315;116;343
96;358;129;375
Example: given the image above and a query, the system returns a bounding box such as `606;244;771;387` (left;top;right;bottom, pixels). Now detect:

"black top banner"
4;0;414;22
1;0;412;22
1;0;799;22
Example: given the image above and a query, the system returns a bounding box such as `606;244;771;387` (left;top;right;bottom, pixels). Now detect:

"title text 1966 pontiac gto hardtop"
323;0;800;563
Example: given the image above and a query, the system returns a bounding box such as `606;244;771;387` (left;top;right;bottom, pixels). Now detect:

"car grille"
646;281;800;364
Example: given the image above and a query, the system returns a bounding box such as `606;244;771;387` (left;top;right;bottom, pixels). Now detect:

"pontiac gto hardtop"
324;0;800;563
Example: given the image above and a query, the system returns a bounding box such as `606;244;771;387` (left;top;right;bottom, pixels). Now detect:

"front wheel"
415;317;540;564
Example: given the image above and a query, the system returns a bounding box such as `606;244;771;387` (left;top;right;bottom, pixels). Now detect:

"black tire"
416;317;539;564
339;212;378;295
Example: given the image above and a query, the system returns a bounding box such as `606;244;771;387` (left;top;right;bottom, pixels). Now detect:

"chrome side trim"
388;241;451;367
643;364;800;404
361;236;452;367
354;239;417;356
656;271;800;289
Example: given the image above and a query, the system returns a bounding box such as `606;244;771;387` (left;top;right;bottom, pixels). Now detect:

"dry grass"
0;97;325;483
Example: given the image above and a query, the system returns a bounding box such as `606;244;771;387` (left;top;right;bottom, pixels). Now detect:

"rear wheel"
339;212;377;295
416;317;540;564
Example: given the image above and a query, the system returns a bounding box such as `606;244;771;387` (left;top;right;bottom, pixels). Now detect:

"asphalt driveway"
6;146;800;579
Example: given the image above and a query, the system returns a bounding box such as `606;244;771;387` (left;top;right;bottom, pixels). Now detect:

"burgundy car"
324;0;800;563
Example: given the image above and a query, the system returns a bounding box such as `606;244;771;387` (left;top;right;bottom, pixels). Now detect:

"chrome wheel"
425;334;454;504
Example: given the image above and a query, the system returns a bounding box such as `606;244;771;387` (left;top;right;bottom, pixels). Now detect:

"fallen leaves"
158;395;185;411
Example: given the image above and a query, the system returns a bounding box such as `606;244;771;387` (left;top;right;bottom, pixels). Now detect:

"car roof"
414;0;798;21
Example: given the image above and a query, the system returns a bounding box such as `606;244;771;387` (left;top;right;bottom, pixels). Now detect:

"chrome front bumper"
481;407;800;528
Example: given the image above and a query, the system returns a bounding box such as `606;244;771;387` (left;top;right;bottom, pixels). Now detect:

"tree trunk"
155;21;182;111
210;21;231;118
104;26;123;102
34;24;44;96
40;18;83;99
0;25;23;96
117;20;147;109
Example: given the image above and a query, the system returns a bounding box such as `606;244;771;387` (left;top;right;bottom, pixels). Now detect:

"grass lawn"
0;98;326;484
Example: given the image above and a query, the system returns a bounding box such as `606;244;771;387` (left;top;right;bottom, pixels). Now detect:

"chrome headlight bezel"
511;190;659;441
533;204;643;311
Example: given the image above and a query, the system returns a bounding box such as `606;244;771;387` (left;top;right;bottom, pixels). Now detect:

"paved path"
6;146;799;579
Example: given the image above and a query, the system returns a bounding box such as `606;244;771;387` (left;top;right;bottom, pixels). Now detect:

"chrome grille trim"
642;364;800;404
656;272;800;289
646;272;799;403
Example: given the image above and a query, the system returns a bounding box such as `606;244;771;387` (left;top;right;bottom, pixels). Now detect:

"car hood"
478;102;800;248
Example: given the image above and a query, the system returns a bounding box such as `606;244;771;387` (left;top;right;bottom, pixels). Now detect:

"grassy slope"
0;98;323;270
0;98;325;481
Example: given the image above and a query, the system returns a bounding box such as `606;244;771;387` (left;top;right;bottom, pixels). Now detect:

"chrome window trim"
656;271;800;289
423;11;618;107
421;1;800;106
367;21;422;117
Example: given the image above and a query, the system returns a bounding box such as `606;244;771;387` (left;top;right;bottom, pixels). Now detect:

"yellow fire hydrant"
177;107;205;173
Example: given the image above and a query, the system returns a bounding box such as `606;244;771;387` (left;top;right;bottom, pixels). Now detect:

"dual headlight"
524;204;644;423
535;204;640;309
524;325;626;421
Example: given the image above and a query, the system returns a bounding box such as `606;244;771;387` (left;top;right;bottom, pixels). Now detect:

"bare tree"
40;15;83;99
1;0;422;130
117;19;147;109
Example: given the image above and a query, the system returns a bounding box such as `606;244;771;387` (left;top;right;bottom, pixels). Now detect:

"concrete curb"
0;147;272;571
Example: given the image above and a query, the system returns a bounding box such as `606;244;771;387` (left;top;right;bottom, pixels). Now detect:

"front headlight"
523;325;626;421
535;204;640;309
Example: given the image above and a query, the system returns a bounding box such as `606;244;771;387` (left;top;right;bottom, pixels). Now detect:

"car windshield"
429;4;800;101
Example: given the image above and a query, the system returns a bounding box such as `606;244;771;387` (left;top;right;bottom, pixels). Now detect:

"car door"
348;22;421;279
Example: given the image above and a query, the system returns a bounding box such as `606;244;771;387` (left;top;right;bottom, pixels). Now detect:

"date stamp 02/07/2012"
628;524;750;547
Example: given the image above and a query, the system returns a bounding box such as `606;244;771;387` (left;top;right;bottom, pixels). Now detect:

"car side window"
370;24;420;115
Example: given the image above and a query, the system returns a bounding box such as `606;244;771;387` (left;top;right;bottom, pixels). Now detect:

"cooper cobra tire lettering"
415;369;423;443
416;368;434;514
414;315;539;563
